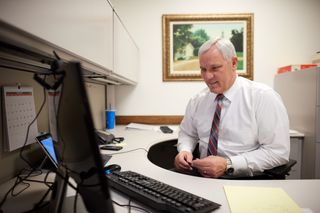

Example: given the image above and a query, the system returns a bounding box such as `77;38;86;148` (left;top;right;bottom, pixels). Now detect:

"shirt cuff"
229;155;252;176
177;141;194;153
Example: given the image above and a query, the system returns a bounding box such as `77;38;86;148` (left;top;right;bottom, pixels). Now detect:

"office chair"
259;158;297;179
147;140;297;180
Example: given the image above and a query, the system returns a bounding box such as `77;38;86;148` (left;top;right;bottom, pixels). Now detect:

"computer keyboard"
107;171;221;212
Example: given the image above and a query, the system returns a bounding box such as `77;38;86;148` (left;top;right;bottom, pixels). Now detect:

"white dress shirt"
177;76;290;176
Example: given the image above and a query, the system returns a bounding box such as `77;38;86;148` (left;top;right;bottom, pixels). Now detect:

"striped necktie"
207;94;224;156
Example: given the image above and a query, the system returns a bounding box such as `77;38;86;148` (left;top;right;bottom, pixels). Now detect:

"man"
174;38;290;178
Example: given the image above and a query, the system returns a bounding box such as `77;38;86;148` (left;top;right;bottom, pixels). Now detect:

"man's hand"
174;151;193;173
191;156;227;178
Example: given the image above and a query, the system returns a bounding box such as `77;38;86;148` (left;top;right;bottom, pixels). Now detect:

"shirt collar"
221;75;239;102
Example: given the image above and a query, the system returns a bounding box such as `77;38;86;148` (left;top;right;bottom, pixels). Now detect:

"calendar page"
2;86;38;151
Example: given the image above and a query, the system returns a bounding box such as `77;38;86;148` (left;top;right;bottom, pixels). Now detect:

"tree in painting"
173;24;193;60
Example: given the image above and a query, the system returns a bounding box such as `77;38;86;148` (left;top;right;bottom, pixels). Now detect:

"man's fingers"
175;152;193;171
185;154;193;164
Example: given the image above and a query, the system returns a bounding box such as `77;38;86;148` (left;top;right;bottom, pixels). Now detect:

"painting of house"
174;43;195;61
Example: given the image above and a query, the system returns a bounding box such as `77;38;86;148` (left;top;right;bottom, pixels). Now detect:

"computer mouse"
104;164;121;175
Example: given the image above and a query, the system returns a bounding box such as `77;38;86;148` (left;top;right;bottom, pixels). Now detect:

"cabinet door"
0;0;113;72
288;137;302;179
114;14;139;83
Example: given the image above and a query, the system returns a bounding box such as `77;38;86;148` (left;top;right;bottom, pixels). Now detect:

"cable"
10;181;30;197
43;170;55;188
0;183;17;208
0;167;36;209
19;86;47;168
18;171;55;213
106;148;148;156
22;179;54;185
9;168;35;198
19;170;77;213
1;157;56;211
112;199;151;213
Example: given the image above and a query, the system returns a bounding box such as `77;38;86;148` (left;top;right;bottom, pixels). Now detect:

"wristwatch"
225;158;234;176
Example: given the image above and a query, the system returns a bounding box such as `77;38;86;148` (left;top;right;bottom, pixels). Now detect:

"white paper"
126;123;158;131
2;86;38;151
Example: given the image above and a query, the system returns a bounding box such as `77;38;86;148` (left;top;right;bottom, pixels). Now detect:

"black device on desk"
160;126;173;133
100;145;123;151
95;131;115;144
96;130;125;145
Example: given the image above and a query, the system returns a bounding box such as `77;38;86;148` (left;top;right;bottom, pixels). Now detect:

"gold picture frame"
162;13;254;81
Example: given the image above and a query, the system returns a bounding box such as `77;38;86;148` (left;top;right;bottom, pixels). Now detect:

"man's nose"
204;71;214;79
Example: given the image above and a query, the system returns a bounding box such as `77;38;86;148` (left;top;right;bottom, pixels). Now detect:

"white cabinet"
0;0;139;84
0;0;114;72
113;13;139;83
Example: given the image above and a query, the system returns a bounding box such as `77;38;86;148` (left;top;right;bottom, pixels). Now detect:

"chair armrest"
263;159;297;179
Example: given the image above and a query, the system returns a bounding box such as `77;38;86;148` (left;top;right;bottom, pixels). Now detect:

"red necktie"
207;94;224;156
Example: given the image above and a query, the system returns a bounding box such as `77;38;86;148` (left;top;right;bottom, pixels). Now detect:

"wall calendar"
2;86;38;151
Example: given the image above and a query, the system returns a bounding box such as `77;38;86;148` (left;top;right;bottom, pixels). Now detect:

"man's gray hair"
198;38;237;61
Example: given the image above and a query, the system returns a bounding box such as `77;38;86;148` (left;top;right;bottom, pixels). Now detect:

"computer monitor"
48;61;114;213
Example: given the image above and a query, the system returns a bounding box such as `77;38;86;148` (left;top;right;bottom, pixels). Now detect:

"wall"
112;0;320;116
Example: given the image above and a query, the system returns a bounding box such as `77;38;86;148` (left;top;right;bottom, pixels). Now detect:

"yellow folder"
224;186;302;213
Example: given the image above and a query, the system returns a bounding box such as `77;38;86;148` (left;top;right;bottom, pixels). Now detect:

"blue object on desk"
105;110;116;129
104;164;121;175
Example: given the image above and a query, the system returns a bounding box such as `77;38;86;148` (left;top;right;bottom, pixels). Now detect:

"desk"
0;126;318;213
103;126;317;213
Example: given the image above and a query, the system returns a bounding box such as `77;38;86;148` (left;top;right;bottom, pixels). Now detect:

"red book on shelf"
277;64;317;74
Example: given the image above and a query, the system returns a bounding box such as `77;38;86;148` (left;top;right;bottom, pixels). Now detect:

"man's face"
199;47;237;94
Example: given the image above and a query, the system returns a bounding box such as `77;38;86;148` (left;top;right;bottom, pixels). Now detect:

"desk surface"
0;126;318;213
101;126;318;213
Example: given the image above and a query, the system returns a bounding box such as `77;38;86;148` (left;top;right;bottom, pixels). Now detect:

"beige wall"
113;0;320;116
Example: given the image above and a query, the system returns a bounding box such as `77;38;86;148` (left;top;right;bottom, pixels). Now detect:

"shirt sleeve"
230;89;290;176
177;98;199;154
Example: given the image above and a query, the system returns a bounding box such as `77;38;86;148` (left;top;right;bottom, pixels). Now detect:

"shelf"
0;20;134;85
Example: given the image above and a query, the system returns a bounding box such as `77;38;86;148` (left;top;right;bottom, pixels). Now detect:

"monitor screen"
49;61;114;213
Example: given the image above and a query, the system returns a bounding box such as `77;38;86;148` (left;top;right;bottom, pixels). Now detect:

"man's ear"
231;57;238;70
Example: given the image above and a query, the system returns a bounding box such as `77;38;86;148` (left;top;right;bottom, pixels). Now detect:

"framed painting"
162;13;254;81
